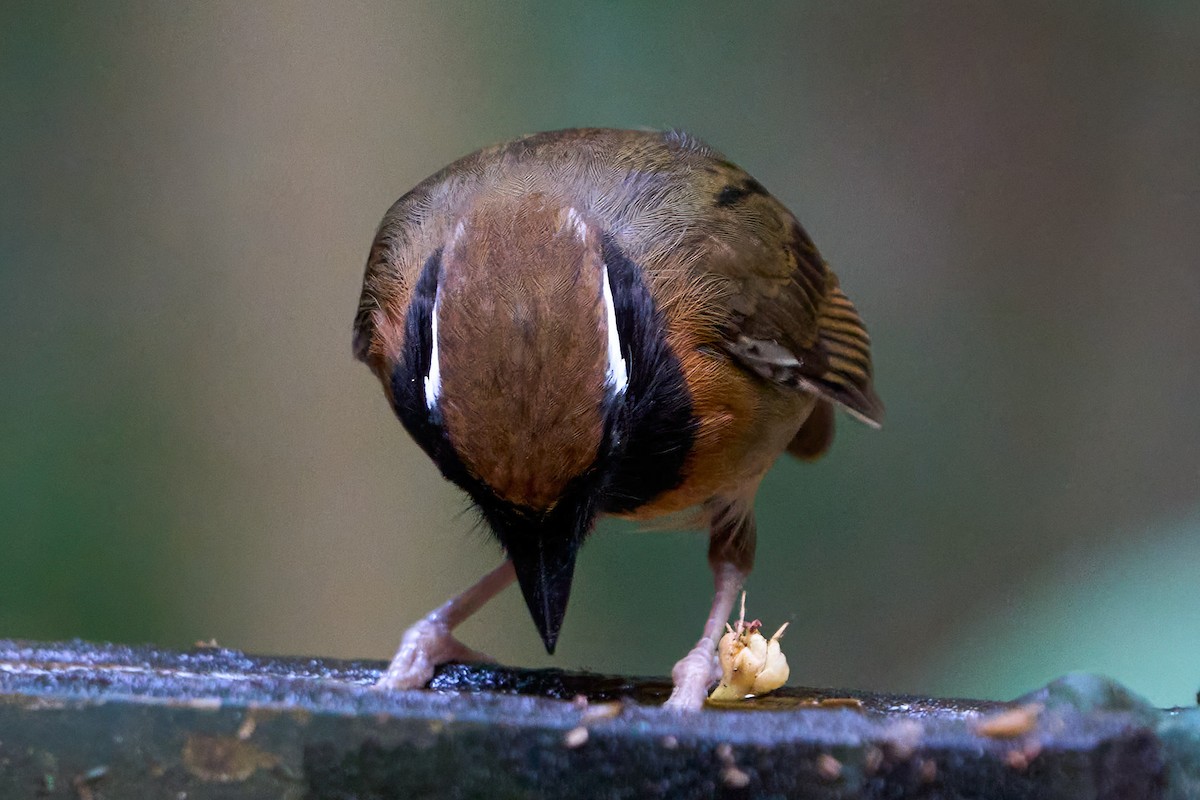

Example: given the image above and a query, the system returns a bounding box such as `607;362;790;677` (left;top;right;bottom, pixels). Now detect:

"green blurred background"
3;3;1199;706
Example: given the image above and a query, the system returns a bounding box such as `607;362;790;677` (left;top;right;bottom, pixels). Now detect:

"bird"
352;128;882;710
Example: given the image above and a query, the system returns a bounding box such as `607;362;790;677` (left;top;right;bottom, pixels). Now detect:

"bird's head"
357;193;694;653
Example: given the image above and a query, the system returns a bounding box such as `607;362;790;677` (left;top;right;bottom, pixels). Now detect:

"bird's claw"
375;618;492;691
663;636;721;711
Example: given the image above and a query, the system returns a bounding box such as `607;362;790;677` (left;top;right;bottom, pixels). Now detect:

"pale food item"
709;592;790;701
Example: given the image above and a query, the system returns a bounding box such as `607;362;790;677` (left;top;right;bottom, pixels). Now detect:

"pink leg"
663;561;747;710
376;560;516;690
664;495;757;711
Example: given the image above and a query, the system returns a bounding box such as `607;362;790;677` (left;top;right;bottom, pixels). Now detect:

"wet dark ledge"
0;639;1196;798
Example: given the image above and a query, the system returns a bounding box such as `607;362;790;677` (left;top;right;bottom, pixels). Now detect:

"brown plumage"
437;196;610;510
353;128;882;710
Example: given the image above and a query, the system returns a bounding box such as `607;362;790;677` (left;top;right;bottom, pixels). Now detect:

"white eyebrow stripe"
423;284;442;409
601;262;629;395
566;207;589;242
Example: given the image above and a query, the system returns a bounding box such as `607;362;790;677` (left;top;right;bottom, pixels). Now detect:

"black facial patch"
714;178;768;208
389;248;473;490
596;235;697;514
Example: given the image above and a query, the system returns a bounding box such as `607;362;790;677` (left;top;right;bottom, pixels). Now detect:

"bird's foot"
663;636;721;711
375;617;493;691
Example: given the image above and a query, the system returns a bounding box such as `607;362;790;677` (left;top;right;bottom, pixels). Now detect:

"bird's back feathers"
354;127;882;428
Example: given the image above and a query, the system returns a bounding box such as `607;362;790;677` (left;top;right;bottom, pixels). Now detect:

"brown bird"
353;128;882;710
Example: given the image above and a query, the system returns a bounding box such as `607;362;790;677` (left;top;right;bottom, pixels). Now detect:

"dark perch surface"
0;640;1196;799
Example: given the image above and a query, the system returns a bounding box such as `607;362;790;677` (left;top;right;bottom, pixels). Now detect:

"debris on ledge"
0;639;1196;798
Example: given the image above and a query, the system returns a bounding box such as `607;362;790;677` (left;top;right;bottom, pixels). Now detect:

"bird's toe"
664;637;720;711
375;618;491;691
